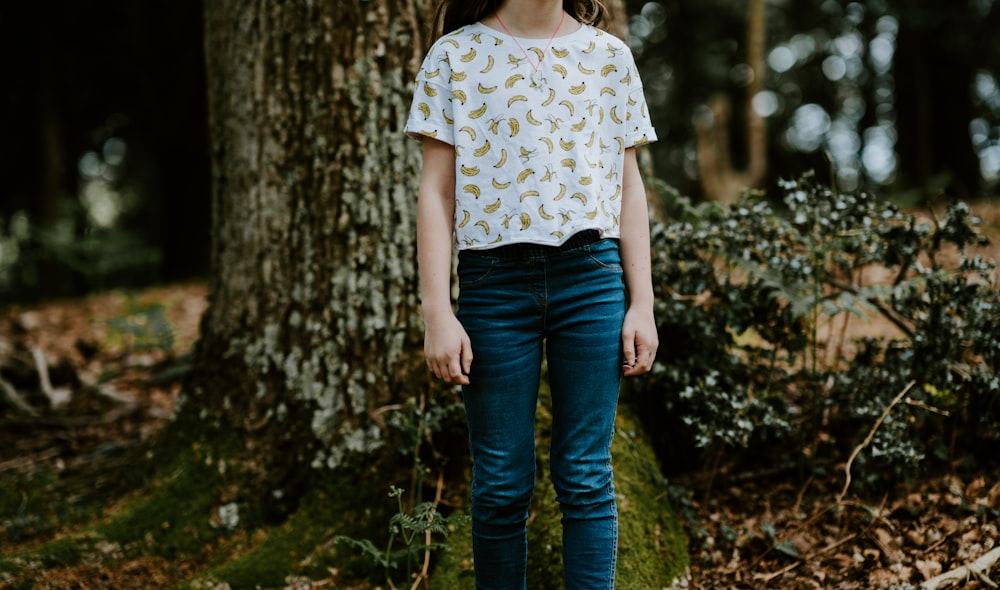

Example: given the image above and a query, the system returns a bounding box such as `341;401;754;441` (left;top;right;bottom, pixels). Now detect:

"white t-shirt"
405;22;657;250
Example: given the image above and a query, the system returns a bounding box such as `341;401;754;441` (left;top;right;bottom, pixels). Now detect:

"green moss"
175;452;404;589
94;452;224;559
0;425;245;586
613;405;690;588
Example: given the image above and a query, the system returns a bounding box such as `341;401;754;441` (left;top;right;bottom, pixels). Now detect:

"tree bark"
196;0;427;491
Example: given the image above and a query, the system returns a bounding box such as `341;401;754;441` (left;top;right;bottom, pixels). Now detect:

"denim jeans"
456;231;625;590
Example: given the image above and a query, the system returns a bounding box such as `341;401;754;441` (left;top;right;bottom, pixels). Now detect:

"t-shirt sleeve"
404;43;455;145
623;50;657;148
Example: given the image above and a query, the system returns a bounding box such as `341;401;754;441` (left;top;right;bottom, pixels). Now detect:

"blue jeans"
456;231;625;590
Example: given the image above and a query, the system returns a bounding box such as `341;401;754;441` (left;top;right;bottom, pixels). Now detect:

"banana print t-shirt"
405;22;657;250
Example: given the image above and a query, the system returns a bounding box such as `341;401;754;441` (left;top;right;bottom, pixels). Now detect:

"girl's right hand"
424;313;473;385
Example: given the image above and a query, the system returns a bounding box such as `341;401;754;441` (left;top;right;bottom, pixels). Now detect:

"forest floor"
1;201;999;589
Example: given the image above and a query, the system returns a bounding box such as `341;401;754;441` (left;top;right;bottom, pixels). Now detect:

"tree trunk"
195;0;427;491
694;0;768;204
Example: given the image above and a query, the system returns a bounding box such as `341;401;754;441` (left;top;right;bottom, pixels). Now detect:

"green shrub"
636;174;999;488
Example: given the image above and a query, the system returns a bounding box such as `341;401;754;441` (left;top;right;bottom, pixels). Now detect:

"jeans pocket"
585;240;623;273
457;253;496;287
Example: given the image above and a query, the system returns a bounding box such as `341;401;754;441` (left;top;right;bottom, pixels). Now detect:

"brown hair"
431;0;608;40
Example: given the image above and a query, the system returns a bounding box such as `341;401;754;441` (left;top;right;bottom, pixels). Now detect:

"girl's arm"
618;147;659;377
417;137;473;385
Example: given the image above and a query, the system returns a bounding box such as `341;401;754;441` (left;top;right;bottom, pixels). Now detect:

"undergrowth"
636;173;1000;492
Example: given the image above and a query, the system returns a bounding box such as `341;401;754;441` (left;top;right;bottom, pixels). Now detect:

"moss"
432;387;690;589
94;452;225;559
0;447;156;548
0;424;244;586
613;404;690;588
175;451;404;589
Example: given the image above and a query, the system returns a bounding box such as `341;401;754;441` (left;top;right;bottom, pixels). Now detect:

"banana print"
480;55;495;74
473;140;492;157
507;95;528;108
507;118;520;138
403;22;656;249
469;103;489;119
609;106;622;124
505;74;524;88
542;88;557;107
494;149;508;168
487;115;505;135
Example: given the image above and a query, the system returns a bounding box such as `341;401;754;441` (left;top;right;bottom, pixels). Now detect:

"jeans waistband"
460;230;606;261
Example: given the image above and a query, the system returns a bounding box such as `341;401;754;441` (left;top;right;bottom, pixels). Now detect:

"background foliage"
633;174;999;488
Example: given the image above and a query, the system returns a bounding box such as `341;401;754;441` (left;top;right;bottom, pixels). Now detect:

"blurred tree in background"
626;0;1000;201
0;1;210;301
2;0;998;302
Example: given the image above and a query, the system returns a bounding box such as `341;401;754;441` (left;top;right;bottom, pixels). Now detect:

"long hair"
431;0;608;41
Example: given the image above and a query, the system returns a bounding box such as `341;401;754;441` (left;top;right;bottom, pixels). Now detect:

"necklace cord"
494;10;566;72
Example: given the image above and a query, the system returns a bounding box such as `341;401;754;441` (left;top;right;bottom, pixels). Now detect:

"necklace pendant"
530;70;546;91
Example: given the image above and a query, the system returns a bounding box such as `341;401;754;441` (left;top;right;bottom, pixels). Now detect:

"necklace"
494;10;565;91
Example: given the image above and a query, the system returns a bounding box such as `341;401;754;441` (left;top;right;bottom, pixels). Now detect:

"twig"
838;380;916;503
30;346;57;407
824;278;915;338
921;547;1000;590
0;447;61;473
0;374;38;416
410;469;445;590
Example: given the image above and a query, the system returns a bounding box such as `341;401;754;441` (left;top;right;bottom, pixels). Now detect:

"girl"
405;1;658;587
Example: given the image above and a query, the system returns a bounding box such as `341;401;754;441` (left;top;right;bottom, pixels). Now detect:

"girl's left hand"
621;306;658;377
